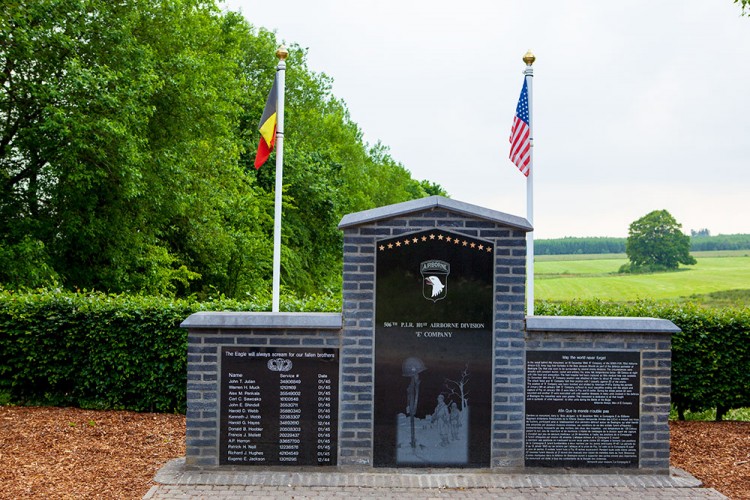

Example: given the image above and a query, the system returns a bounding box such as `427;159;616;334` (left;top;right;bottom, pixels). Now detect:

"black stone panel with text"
219;346;338;466
374;229;493;467
525;350;640;468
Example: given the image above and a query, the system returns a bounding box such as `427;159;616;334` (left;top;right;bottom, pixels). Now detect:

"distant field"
535;250;750;304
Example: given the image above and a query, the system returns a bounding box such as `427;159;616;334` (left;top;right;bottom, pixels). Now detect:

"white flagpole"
523;50;535;316
272;45;288;312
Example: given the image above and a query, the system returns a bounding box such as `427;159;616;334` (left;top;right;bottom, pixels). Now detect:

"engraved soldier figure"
432;394;450;446
449;401;461;440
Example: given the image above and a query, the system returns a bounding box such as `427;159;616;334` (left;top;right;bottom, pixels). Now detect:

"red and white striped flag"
509;79;531;176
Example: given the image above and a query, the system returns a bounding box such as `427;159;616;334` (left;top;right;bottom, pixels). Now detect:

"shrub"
0;289;341;413
537;300;750;420
3;290;746;420
0;290;193;412
618;262;672;274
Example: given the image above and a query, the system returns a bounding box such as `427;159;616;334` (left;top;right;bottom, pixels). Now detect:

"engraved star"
478;244;484;250
412;237;418;243
404;239;410;245
387;243;394;249
462;240;468;246
486;247;492;252
421;236;427;242
453;239;460;244
379;245;385;251
470;242;476;248
395;241;401;247
429;234;435;240
438;234;444;240
445;236;452;242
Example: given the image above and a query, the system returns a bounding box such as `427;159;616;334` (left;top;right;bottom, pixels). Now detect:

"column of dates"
316;373;333;464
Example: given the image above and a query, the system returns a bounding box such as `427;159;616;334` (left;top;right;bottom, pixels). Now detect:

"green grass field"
535;250;750;305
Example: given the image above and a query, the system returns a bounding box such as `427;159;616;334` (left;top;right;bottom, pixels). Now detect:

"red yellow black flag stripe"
254;75;278;169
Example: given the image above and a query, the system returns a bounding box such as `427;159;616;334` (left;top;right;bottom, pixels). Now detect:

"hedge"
1;291;747;419
537;300;750;420
0;289;339;413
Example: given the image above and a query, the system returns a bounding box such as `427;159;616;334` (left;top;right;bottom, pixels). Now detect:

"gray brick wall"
525;320;675;472
340;207;529;466
182;315;342;466
182;197;676;473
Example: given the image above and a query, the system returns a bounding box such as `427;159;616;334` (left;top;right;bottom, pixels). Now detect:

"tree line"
536;234;750;256
0;0;444;299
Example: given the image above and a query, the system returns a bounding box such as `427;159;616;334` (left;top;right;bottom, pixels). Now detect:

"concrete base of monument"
144;457;727;499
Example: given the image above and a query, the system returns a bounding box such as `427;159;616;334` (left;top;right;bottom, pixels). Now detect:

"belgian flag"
254;75;278;169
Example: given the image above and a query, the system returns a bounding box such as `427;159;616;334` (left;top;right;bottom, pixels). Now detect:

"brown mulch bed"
0;406;748;500
0;406;184;500
671;420;750;500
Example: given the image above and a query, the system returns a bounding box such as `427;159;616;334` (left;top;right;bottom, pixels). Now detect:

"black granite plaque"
525;350;640;467
219;346;338;465
374;229;494;467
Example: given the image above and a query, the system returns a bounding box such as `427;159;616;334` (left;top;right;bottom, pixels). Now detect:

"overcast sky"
222;0;749;239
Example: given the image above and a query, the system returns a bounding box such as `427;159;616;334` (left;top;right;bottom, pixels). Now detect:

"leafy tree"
535;233;750;256
624;210;696;271
736;0;749;15
1;0;266;296
419;180;449;197
0;237;59;288
690;233;750;251
1;1;445;299
690;228;711;238
536;237;626;255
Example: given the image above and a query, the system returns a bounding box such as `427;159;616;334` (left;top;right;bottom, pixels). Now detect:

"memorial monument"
181;195;676;472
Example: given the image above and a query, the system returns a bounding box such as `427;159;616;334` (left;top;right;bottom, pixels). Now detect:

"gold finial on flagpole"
276;45;289;61
523;50;536;66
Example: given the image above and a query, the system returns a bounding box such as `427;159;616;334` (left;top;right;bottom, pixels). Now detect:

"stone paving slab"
144;459;727;499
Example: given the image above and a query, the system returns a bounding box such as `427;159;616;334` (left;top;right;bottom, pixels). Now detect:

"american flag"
509;79;531;176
